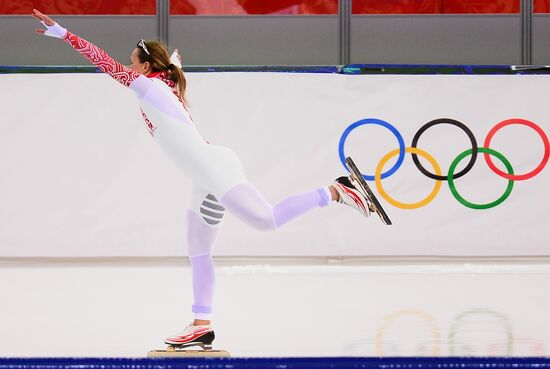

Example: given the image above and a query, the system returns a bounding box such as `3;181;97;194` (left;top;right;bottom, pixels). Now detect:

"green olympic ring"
448;147;514;209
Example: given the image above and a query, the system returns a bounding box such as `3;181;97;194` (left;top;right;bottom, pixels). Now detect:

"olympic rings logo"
338;118;550;210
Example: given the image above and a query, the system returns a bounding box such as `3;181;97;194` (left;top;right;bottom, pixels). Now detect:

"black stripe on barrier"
3;64;550;75
1;357;550;369
0;66;99;74
341;64;550;74
0;65;340;74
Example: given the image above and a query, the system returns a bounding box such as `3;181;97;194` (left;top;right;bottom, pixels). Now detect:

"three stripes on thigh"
200;194;225;225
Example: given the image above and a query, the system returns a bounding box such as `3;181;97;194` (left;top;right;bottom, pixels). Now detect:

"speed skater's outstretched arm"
32;9;140;87
32;9;189;123
63;31;141;87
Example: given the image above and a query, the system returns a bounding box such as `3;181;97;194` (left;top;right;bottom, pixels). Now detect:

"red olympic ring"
484;118;550;181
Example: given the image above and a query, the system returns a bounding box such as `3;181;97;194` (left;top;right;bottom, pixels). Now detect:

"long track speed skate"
148;328;230;357
345;156;392;225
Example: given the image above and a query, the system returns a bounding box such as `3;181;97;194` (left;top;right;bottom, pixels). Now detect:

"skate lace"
183;324;211;334
173;324;195;336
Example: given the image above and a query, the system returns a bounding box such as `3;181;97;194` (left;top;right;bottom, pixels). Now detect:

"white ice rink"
0;257;548;357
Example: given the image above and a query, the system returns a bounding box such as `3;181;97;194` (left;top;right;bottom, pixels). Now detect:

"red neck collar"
147;71;164;79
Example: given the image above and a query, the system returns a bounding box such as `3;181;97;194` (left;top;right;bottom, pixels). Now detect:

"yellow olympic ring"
375;147;442;209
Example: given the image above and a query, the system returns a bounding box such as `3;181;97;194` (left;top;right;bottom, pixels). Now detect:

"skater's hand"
32;9;67;38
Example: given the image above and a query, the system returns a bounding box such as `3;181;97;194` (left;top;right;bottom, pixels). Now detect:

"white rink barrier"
0;73;549;257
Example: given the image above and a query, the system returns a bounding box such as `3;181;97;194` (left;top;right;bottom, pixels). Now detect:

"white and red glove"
40;21;67;39
32;9;67;39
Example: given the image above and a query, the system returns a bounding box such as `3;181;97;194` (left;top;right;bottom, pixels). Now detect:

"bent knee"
250;214;278;231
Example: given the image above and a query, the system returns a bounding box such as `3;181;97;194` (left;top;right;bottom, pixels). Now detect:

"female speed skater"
32;9;375;350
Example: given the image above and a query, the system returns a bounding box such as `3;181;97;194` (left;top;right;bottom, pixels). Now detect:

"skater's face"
129;48;151;75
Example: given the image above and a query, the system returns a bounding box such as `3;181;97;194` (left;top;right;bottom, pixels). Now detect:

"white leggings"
187;183;329;320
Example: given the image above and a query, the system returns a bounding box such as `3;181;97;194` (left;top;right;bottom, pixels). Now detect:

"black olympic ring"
410;118;478;181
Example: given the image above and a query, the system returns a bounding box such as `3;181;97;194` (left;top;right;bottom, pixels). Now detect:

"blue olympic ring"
338;118;406;181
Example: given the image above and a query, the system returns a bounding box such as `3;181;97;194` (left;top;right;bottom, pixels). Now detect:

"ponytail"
167;63;187;104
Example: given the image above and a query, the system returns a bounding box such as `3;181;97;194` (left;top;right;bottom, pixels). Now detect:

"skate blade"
350;177;381;216
349;176;391;225
165;341;212;350
148;349;230;358
345;157;392;225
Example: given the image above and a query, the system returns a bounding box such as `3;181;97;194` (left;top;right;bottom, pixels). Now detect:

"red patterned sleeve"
63;31;140;87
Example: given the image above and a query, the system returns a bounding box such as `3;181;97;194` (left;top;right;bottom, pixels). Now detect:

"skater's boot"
165;324;215;350
332;176;372;217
